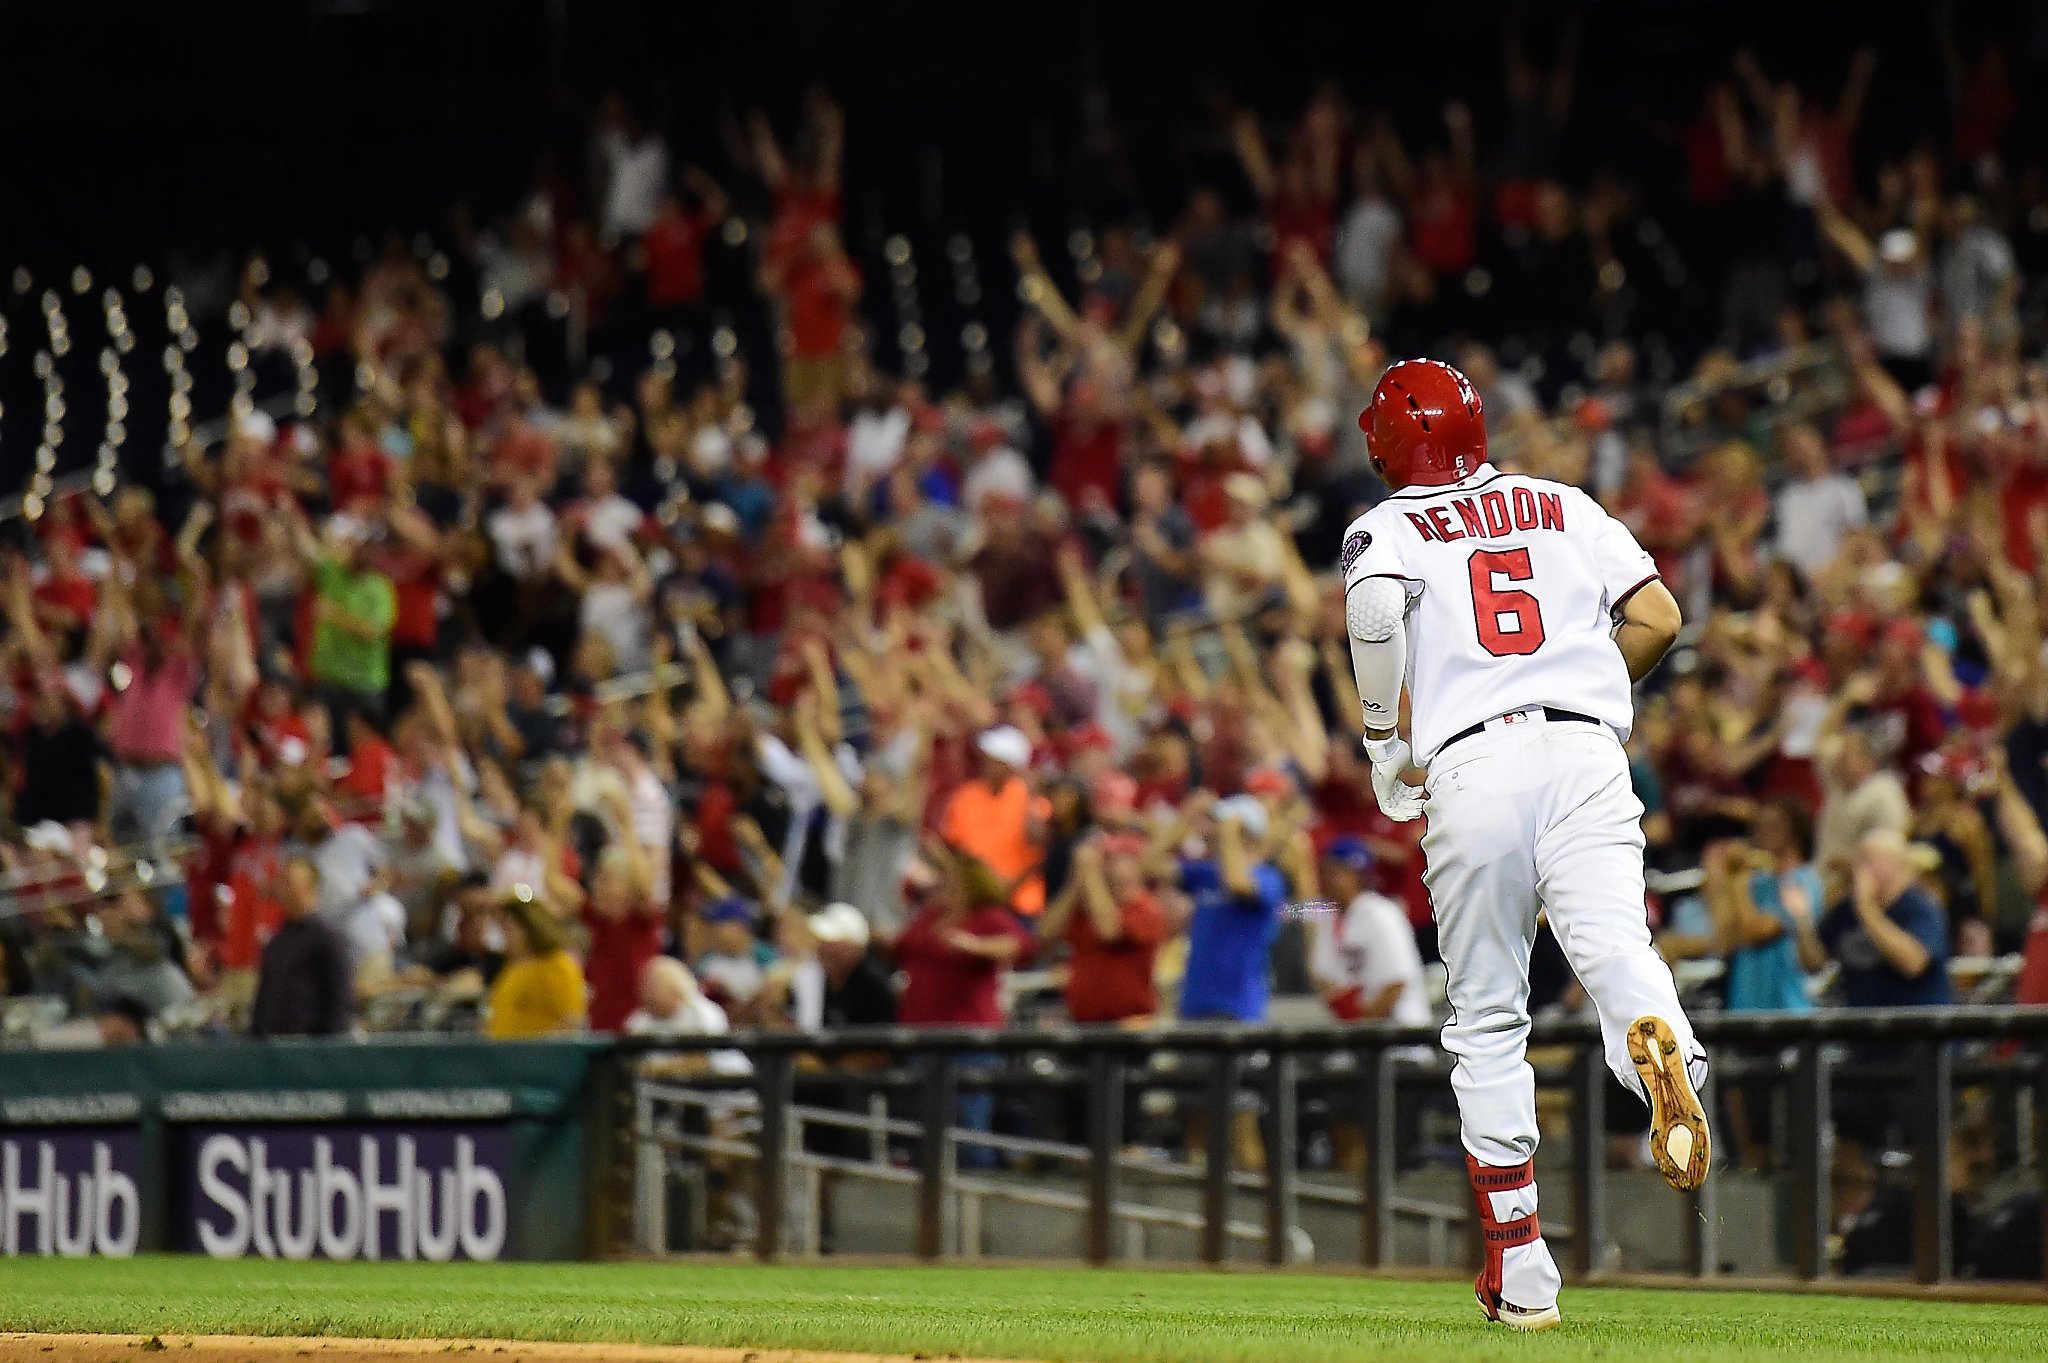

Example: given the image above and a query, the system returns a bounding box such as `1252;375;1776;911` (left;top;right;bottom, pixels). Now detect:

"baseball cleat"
1628;1015;1711;1191
1477;1292;1561;1331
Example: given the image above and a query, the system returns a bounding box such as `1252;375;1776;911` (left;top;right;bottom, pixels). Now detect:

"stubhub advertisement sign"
177;1123;513;1261
0;1127;143;1257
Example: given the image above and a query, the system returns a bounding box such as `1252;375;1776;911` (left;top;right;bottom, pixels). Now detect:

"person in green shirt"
298;513;398;732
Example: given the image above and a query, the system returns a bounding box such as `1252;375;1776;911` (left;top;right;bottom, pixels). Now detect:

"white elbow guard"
1346;577;1409;733
1346;576;1408;643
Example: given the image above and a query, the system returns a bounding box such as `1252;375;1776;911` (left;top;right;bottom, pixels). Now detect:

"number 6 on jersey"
1468;548;1546;656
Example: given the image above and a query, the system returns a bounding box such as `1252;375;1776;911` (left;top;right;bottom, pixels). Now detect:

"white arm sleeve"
1345;576;1409;732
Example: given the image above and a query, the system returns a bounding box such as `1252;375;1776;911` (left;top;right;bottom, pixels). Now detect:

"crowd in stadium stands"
3;33;2048;1136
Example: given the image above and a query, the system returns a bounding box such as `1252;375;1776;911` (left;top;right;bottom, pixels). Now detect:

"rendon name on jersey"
1340;464;1659;764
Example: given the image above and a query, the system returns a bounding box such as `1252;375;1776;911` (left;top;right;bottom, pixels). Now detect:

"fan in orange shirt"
939;726;1050;916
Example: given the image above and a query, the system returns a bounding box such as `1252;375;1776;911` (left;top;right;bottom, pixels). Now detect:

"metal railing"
616;1008;2048;1288
631;1075;1492;1265
0;837;193;921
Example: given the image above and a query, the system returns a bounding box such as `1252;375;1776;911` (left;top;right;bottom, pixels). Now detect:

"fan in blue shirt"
1818;832;1954;1009
1708;802;1827;1012
1176;795;1287;1022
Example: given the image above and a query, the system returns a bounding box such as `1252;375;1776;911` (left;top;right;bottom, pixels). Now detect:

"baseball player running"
1340;359;1709;1330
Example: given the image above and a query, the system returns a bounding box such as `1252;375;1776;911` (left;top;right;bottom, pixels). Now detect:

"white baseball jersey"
1309;890;1432;1026
1339;463;1658;764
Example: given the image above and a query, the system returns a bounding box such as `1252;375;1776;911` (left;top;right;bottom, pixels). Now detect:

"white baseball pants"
1420;708;1702;1303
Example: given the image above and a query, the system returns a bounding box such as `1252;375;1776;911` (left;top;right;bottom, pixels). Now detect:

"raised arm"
1815;196;1877;276
748;112;788;193
1230;110;1278;201
1117;240;1181;357
1073;838;1125;943
679;166;730;224
1704;846;1784;952
1269;635;1331;783
549;540;590;594
405;660;463;751
1035;855;1084;945
1991;750;2048;898
799;638;843;747
732;816;788;913
1014;317;1070;416
811;94;845;196
181;717;236;828
1011;234;1083;342
1214;811;1255;900
1369;116;1414;198
793;690;861;818
1851;863;1933;981
681;627;731;728
173;502;215;574
1056;542;1110;639
2;559;57;671
599;787;655;900
1837;46;1878;133
1270;253;1314;338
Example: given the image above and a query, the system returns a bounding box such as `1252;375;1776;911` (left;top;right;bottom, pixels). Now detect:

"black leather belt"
1439;707;1599;755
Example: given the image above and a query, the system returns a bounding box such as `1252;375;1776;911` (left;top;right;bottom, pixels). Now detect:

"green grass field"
0;1258;2041;1363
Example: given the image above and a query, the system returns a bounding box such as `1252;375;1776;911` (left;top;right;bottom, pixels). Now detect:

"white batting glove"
1363;735;1426;823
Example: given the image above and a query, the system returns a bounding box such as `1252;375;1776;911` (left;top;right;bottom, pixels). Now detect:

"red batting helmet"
1358;359;1487;489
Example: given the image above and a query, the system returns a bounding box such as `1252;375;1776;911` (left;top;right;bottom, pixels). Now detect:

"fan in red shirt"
374;503;446;691
642;171;729;312
581;842;667;1034
752;98;855;408
454;343;517;434
767;222;862;407
756;95;844;278
894;848;1034;1027
872;543;944;616
1041;833;1166;1024
335;712;398;810
34;492;94;561
1403;106;1480;278
101;486;177;580
491;421;560;493
1231;105;1341;276
241;677;315;772
1866;620;1951;774
328;407;396;516
1047;380;1126;515
1609;447;1702;593
209;783;292;974
1992;425;2048;573
217;433;297;550
29;534;97;632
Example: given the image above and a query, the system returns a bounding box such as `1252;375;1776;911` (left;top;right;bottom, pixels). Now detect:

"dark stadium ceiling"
0;0;2033;270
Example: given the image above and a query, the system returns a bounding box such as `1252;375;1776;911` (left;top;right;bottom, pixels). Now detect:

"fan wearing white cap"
806;902;897;1028
1171;790;1287;1023
939;726;1050;917
1815;195;1934;391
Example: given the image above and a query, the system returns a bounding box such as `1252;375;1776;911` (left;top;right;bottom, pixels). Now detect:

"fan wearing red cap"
1335;358;1706;1332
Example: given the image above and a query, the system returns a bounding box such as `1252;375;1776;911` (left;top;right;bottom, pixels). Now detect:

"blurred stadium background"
0;0;2046;1306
